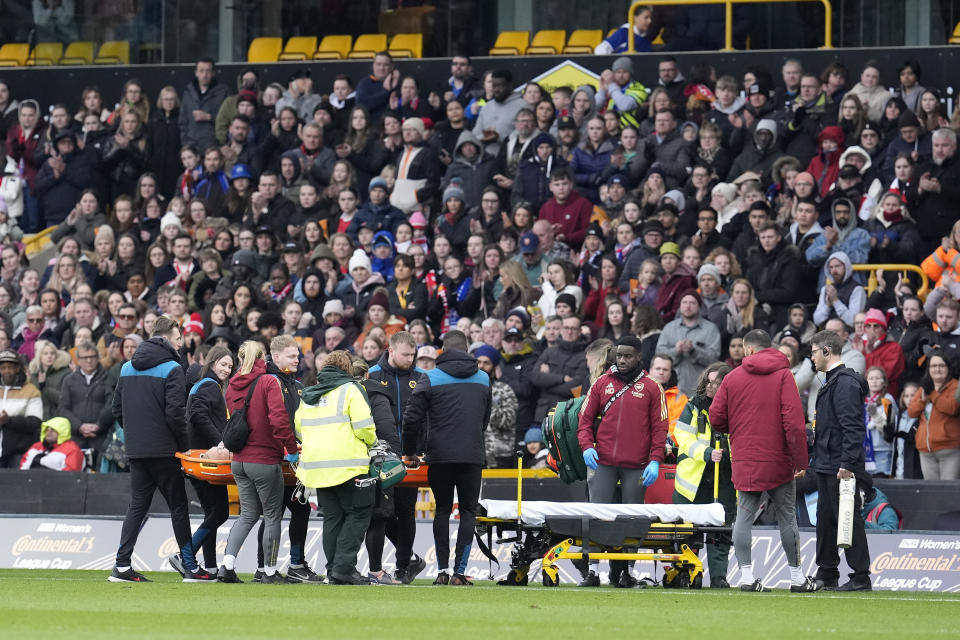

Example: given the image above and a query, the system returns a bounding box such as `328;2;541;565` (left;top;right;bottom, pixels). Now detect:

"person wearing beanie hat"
389;114;440;214
595;52;648;132
408;211;427;229
659;242;681;258
182;312;206;342
504;306;531;331
160;211;183;232
861;307;905;399
879;109;932;184
322;299;345;319
348;248;372;274
696;263;729;321
473;343;518;470
436;180;471;252
655;285;721;397
554;292;578;318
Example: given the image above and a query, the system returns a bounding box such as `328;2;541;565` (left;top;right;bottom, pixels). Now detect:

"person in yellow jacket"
294;350;377;585
672;362;736;588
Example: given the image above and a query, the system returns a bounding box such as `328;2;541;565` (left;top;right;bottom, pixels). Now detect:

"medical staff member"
672;362;735;588
295;350;378;585
577;335;668;588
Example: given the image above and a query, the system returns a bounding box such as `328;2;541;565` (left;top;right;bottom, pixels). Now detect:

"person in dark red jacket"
218;340;299;584
576;335;668;588
859;308;905;399
538;166;593;251
805;125;845;199
655;242;697;323
710;329;817;593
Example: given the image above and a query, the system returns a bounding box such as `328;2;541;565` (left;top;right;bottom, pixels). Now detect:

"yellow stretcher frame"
474;457;722;588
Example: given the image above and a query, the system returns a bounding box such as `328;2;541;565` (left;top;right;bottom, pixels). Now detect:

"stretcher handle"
402;455;424;470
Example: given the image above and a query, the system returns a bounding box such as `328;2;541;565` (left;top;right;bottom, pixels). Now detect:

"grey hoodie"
473;91;525;156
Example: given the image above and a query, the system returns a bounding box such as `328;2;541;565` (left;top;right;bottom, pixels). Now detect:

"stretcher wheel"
542;571;558;587
497;569;529;586
691;573;703;589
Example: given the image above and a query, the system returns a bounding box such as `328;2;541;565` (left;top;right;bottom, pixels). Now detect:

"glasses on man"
78;355;98;360
118;314;137;320
26;318;43;324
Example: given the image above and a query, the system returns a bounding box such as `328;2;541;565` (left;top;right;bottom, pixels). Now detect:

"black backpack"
222;375;264;452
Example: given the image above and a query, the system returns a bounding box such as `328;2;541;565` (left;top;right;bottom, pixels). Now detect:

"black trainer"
740;580;770;592
432;572;450;585
183;567;217;583
252;569;265;583
791;576;823;593
710;577;731;589
401;555;427;585
167;553;185;577
329;570;371;585
287;565;323;584
837;580;872;592
217;567;242;583
578;571;601;587
260;571;285;584
450;573;474;586
617;572;638;588
108;567;151;583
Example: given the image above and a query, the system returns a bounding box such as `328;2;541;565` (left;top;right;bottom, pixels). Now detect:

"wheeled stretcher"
476;500;730;587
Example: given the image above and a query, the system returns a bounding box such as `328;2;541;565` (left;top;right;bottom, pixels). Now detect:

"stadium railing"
852;263;930;301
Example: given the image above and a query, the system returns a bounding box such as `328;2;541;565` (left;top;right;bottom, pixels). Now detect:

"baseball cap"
417;345;438;361
281;241;301;253
607;174;627;187
0;350;19;364
557;115;577;130
503;327;523;341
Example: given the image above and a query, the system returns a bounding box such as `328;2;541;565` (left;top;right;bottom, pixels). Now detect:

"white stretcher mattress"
479;500;726;527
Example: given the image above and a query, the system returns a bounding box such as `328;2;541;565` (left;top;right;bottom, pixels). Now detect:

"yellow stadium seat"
278;36;317;61
347;33;388;59
313;35;352;60
489;31;529;56
527;30;565;55
0;43;30;67
94;41;130;64
26;42;63;66
652;28;665;46
60;41;94;65
563;29;602;54
247;37;282;62
388;33;422;58
950;21;960;44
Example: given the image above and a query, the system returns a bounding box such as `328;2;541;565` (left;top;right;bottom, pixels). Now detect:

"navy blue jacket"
368;351;426;443
811;365;868;475
402;349;491;465
187;373;226;449
112;337;188;458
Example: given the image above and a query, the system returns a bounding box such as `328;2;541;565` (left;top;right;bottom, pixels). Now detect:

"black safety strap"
601;371;645;417
473;529;500;573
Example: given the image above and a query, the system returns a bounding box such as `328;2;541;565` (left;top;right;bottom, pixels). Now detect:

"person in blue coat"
595;6;653;54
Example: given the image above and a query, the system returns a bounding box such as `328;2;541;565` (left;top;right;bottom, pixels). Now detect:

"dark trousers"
673;482;736;583
257;485;311;567
188;477;229;569
316;477;374;576
384;486;418;571
814;472;871;584
587;464;647;576
116;457;195;569
428;463;482;574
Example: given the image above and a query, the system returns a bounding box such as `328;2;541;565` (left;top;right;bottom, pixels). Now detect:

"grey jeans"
225;461;284;566
586;464;647;572
919;448;960;480
732;479;800;569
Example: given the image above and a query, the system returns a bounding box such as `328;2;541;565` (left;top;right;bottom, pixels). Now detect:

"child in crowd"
864;366;898;476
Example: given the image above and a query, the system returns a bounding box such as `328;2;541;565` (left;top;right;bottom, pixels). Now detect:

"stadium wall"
1;47;958;115
1;514;958;592
2;470;958;530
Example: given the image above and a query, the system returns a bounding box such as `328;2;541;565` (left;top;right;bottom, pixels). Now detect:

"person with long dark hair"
184;345;234;575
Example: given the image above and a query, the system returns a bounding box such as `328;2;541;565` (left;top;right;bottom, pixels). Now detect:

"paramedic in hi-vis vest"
294;350;378;586
577;335;668;588
672;362;736;588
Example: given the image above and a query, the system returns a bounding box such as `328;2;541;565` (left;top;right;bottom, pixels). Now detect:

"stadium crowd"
1;42;960;484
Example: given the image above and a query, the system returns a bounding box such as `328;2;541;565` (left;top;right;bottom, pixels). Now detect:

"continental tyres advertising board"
1;516;958;592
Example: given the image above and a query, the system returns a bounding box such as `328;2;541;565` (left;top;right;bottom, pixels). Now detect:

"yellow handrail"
852;264;930;302
628;0;832;52
23;225;58;258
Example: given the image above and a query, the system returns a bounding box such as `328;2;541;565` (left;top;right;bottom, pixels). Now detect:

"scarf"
17;325;42;360
725;297;746;335
302;366;368;405
267;282;293;303
863;392;881;470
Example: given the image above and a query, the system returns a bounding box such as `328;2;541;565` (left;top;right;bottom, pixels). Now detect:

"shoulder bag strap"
600;370;646;418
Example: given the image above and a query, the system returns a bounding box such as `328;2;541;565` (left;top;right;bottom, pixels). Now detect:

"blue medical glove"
583;447;599;470
284;453;300;464
642;460;660;486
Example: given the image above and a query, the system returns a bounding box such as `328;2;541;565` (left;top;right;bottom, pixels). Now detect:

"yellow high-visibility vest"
294;382;376;488
674;405;716;501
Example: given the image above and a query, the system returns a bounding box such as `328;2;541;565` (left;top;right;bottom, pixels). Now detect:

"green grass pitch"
2;570;957;639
